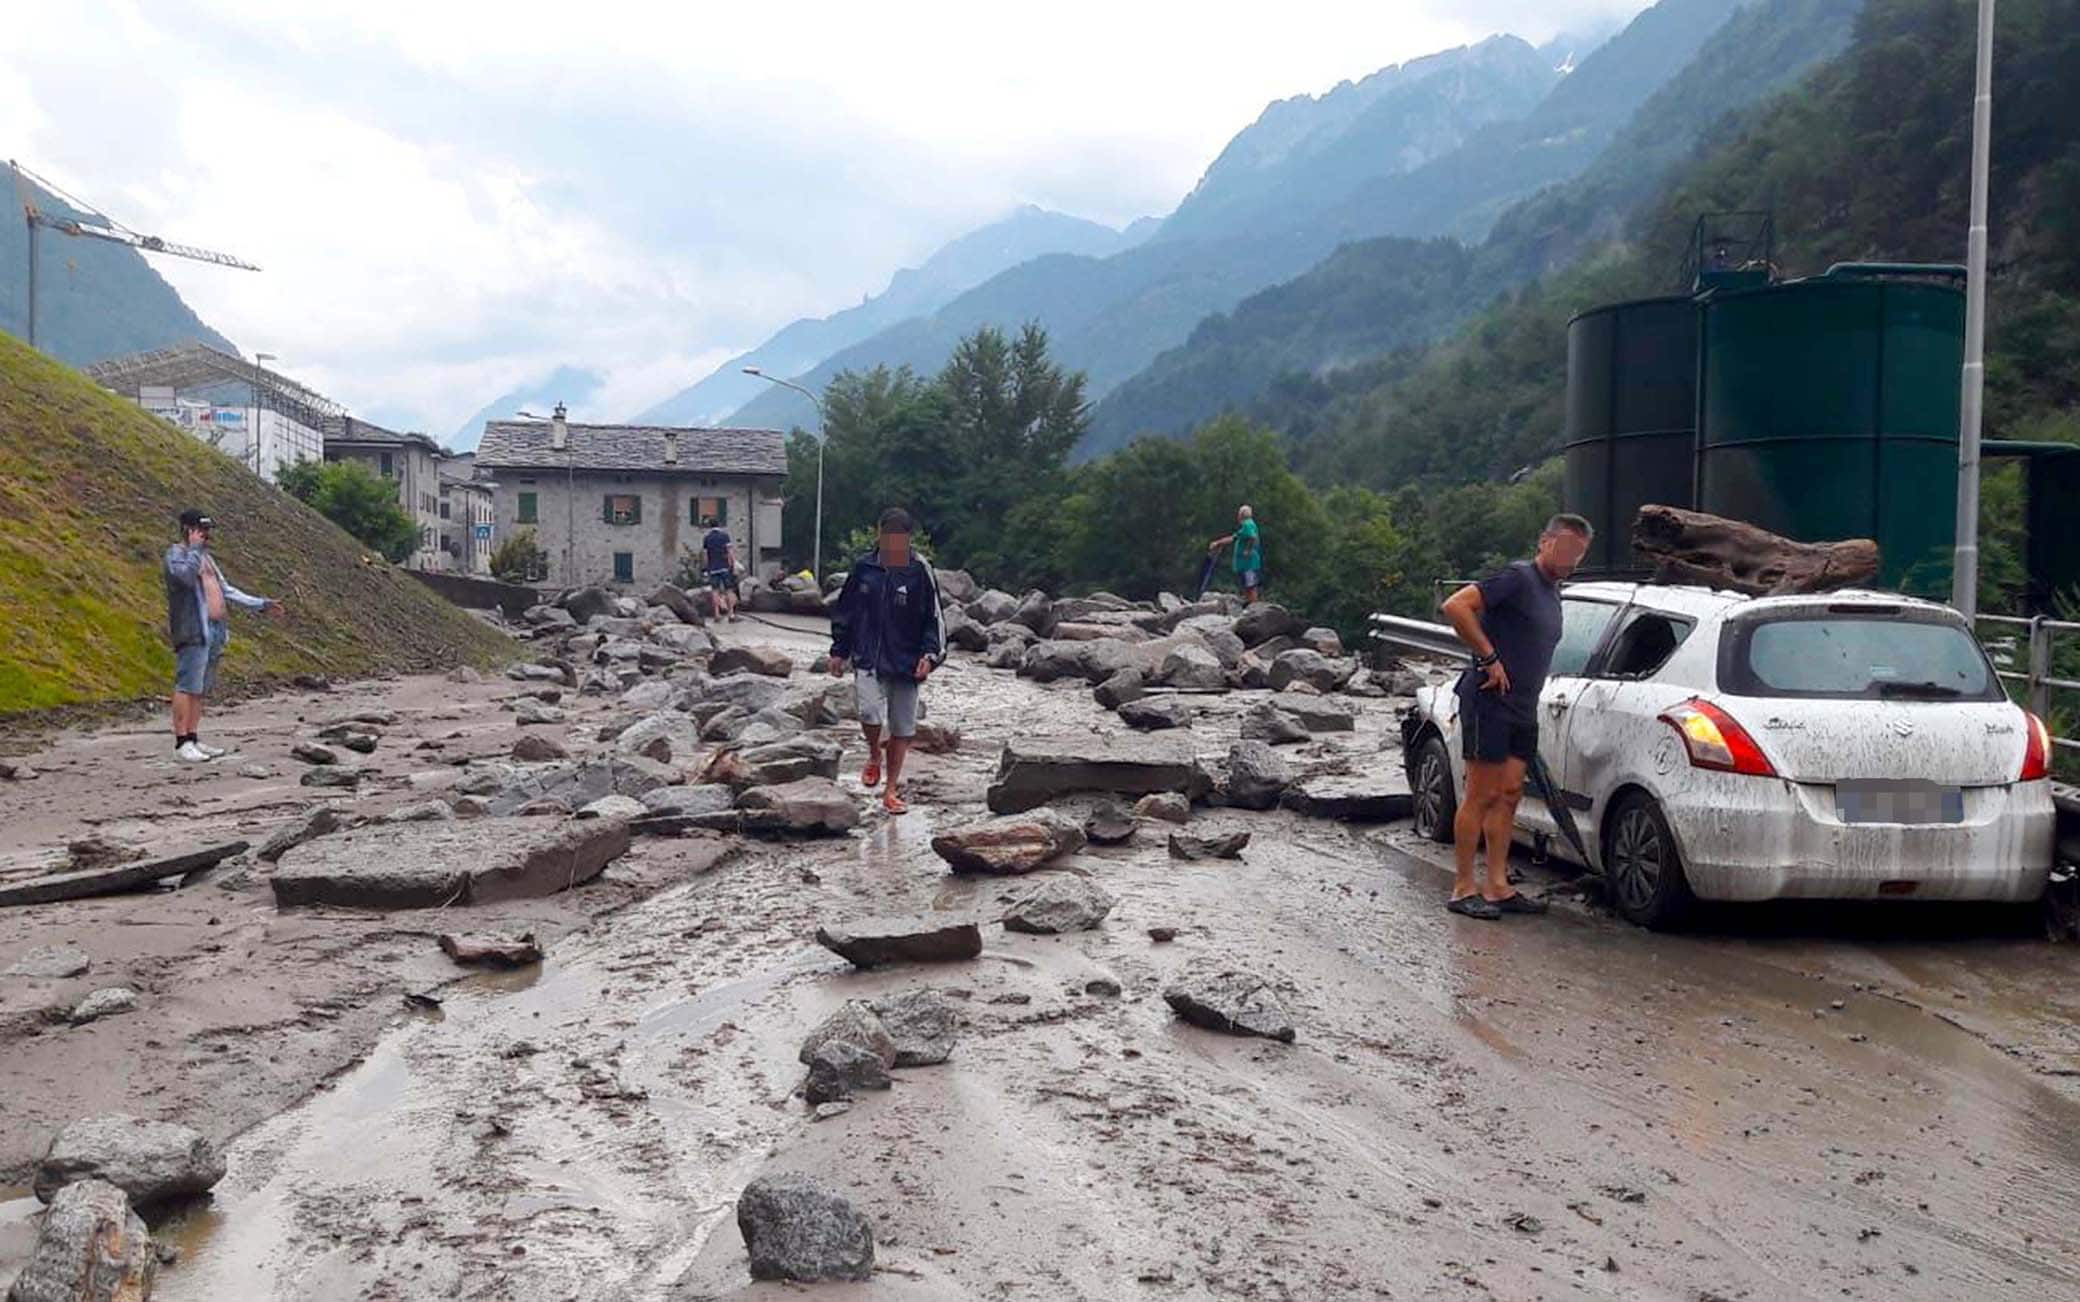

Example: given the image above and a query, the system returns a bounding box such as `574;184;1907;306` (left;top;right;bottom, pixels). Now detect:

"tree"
490;529;548;584
278;458;420;563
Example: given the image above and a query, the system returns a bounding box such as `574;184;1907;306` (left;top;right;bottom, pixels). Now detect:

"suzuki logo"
1890;718;1916;738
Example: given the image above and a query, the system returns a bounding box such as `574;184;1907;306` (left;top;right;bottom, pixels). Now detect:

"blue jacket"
165;544;272;650
829;551;946;678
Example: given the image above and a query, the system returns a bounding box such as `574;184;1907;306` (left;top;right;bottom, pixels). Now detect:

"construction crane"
10;158;260;350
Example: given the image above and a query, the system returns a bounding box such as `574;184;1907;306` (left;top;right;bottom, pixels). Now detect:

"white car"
1400;582;2057;928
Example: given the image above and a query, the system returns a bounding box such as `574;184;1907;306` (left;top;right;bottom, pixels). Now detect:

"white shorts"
854;670;919;739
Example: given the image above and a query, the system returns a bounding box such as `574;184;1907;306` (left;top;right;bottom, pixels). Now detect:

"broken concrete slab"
814;916;983;968
735;778;859;834
0;842;249;909
737;1172;876;1283
6;1179;157;1300
1164;970;1296;1042
987;734;1211;814
7;944;91;979
273;819;630;909
1281;769;1413;822
438;932;544;968
1169;829;1252;860
872;989;959;1067
930;808;1086;875
34;1114;226;1206
1002;876;1116;934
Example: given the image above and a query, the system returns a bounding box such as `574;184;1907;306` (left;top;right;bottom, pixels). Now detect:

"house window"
439;501;451;520
517;492;538;524
604;494;641;526
380;452;394;477
613;552;634;583
692;496;729;527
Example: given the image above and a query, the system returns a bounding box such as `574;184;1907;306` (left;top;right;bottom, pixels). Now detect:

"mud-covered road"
4;614;2079;1300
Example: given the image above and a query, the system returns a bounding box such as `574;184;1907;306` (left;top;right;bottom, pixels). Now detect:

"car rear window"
1718;607;2002;701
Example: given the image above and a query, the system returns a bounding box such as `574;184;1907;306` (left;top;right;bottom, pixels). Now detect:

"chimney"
663;430;679;465
550;401;567;452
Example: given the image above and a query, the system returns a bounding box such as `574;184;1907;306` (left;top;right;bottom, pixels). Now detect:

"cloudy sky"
3;0;1646;439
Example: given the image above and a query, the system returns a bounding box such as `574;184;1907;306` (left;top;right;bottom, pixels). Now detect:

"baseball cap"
178;509;214;531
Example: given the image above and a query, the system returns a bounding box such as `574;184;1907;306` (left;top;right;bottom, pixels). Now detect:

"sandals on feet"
860;760;882;788
1488;891;1549;915
1447;894;1502;920
882;790;908;815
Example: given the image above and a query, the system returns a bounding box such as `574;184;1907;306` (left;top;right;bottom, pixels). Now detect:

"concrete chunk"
272;818;630;909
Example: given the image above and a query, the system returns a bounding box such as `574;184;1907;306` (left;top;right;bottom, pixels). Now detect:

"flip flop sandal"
1489;892;1549;915
860;760;882;788
1447;894;1502;920
882;791;909;815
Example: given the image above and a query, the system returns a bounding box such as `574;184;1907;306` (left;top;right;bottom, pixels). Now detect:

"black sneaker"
1490;892;1549;915
1448;894;1503;920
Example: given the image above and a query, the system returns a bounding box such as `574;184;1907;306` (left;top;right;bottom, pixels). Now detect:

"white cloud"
4;0;1648;436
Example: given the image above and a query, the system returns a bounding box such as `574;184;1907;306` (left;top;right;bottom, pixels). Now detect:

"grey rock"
1240;701;1310;745
987;734;1211;814
456;764;519;796
985;639;1028;670
798;1002;898;1069
935;568;980;604
299;765;365;790
5;1179;156;1301
779;679;856;727
1232;602;1304;647
1164;970;1296;1042
944;607;990;652
1281;768;1413;822
1267;648;1353;693
701;673;792;714
931;808;1086;875
736;1172;875;1283
34;1115;225;1206
578;794;648;820
382;800;454;824
1158;644;1227;691
966;589;1019;624
646;582;706;625
700;734;842;788
1118;697;1193;731
1299;626;1345;657
735;778;859;834
289;742;338;766
637;784;737;817
614;710;701;762
487;755;676;815
514;698;567;726
1093;668;1147;711
871;989;958;1067
1263;691;1357;732
698;705;751;742
803;1041;891;1106
620;678;677;711
1224;740;1292;811
524;604;579;629
1156;599;1227;632
561;587;615;623
1084;801;1137;845
711;645;793;678
257;805;345;863
66;987;139;1025
273;818;630;909
1009;590;1055;636
237;763;273;779
507;662;567;684
511;733;568;763
1002;876;1116;934
1133;792;1192;824
1017;639;1085;684
652;623;716;657
1169;829;1252;860
815;916;983;968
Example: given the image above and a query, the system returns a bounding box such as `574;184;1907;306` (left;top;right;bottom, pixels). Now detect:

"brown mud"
4;615;2078;1299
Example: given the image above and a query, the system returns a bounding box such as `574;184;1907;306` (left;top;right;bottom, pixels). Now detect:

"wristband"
1474;651;1499;668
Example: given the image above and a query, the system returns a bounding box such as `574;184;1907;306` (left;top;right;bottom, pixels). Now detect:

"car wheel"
1411;734;1457;845
1603;792;1694;930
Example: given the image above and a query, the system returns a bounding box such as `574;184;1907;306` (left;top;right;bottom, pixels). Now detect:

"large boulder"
1163;970;1296;1042
966;589;1019;624
1118;697;1193;731
872;989;959;1066
637;784;738;818
33;1115;225;1206
944;608;990;652
778;679;856;727
985;639;1029;671
1263;691;1357;732
702;673;792;714
987;734;1211;814
1224;741;1292;811
1017;640;1085;684
700;735;842;788
1267;648;1353;693
1002;876;1116;934
1051;595;1133;622
6;1179;157;1301
620;678;677;712
523;604;578;631
711;645;794;678
1158;644;1227;691
737;1173;875;1283
646;582;706;625
935;568;980;604
273;818;630;908
1231;602;1304;647
1299;626;1344;657
1157;599;1227;633
1092;668;1146;711
488;755;677;815
1051;620;1149;644
560;586;615;624
798;1002;898;1069
1240;701;1310;746
814;916;983;968
736;778;859;834
652;623;716;657
614;710;703;763
931;809;1086;874
1008;590;1055;636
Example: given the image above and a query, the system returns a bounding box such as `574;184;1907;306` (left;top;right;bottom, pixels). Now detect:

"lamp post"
742;367;828;582
252;352;276;478
1951;0;1995;619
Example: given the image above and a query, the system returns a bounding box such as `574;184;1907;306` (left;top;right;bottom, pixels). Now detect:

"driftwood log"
1630;505;1881;596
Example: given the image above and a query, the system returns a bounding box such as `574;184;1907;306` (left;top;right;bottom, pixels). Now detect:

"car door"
1562;605;1699;858
1517;595;1625;846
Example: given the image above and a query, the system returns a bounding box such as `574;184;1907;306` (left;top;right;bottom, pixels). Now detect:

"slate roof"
322;415;444;454
475;421;788;477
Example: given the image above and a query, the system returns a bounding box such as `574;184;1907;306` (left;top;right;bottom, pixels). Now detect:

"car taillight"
1658;699;1777;776
2020;711;2051;782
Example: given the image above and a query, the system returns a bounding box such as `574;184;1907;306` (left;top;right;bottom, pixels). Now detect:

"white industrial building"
86;342;334;484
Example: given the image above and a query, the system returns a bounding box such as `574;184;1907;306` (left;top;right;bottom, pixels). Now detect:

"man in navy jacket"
827;508;946;815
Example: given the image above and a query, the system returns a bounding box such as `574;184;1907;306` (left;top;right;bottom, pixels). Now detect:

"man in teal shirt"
1207;504;1263;604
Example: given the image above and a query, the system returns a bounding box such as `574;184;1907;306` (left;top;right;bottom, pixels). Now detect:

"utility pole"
1951;0;1995;619
743;367;827;580
253;353;277;478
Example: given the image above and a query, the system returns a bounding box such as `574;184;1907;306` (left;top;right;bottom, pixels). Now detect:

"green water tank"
1564;296;1699;573
1697;272;1964;595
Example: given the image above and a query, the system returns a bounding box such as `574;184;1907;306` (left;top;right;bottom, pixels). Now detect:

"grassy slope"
0;334;512;715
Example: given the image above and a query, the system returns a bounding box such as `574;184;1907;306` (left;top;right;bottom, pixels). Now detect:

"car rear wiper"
1874;680;1966;699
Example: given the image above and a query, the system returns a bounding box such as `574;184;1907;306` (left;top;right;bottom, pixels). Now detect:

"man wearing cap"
826;507;946;815
164;510;285;763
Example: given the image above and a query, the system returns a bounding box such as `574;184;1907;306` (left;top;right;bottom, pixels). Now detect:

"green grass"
0;334;514;716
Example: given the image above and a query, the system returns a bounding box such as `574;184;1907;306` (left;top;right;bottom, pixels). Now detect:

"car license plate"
1835;780;1964;825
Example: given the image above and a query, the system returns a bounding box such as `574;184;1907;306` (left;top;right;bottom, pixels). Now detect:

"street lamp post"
1951;0;1996;619
742;367;828;581
252;352;277;478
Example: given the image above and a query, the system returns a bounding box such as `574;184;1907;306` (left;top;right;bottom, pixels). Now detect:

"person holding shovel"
1206;504;1263;603
827;508;947;815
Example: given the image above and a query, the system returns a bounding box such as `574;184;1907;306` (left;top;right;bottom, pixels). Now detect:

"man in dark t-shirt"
1437;513;1593;920
701;520;738;621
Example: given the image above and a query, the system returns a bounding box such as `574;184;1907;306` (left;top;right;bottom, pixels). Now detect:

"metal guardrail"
1977;613;2080;754
1369;612;1465;662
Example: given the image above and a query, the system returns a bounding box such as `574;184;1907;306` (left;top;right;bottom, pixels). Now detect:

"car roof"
1557;581;1961;622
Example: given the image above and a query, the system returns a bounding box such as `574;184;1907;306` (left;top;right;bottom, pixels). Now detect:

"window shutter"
632;496;643;524
603;495;614;524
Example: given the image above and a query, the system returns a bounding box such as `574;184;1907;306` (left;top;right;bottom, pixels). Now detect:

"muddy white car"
1400;583;2057;928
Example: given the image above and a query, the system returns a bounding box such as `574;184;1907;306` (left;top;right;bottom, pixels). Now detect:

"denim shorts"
854;670;919;738
174;626;228;696
1239;568;1262;590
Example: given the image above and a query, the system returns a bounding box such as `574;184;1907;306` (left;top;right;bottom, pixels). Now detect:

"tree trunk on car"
1630;505;1880;596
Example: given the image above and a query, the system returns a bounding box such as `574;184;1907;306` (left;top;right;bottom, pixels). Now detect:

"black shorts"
1461;696;1538;764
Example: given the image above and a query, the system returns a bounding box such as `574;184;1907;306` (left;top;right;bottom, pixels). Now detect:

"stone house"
474;413;787;591
322;416;447;571
438;466;496;576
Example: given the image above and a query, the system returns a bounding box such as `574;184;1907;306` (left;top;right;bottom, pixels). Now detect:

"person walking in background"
1436;513;1593;919
1208;504;1264;604
827;508;946;815
164;509;284;764
701;516;739;621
